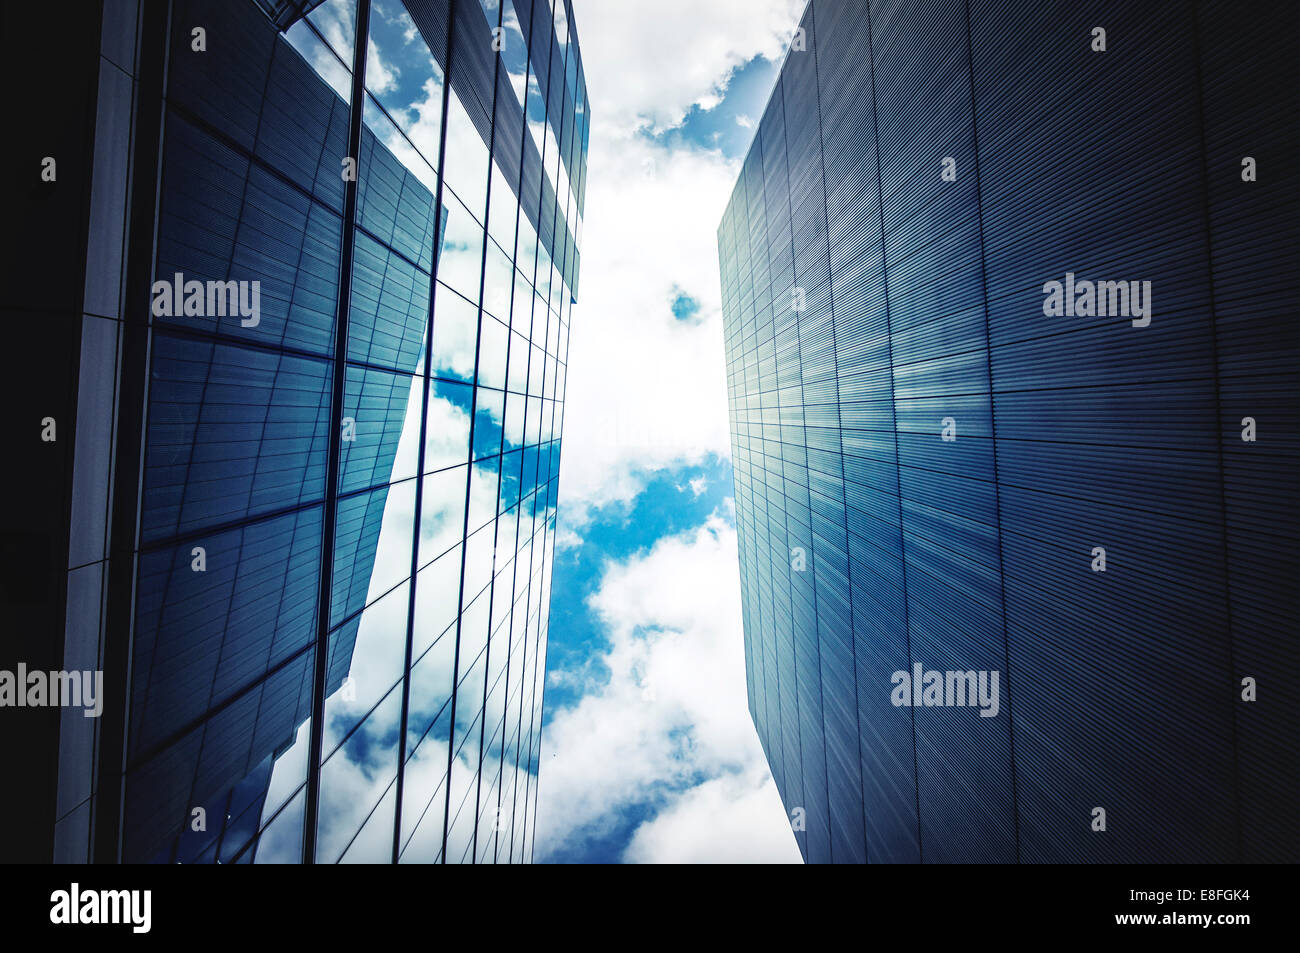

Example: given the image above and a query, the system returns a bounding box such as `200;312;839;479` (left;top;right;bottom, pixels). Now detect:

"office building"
3;0;587;864
719;0;1297;863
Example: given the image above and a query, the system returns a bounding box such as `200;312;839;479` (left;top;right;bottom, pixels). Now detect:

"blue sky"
533;49;772;846
650;54;783;159
546;457;732;712
532;0;808;863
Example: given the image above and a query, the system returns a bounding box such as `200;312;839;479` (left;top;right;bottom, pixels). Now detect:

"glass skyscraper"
7;0;587;864
719;0;1297;863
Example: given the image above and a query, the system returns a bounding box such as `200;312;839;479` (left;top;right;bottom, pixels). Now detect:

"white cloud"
557;0;805;528
553;523;584;552
534;515;801;863
375;0;420;45
528;0;809;865
382;76;445;194
557;124;737;529
623;764;800;863
572;0;804;136
366;36;400;94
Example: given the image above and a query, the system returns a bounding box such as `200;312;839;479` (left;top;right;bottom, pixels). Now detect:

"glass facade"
719;0;1298;863
51;0;588;864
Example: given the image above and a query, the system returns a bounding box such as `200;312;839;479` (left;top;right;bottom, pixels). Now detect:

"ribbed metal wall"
720;0;1298;863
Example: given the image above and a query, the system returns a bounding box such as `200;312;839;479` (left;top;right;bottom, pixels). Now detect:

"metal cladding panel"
254;0;331;31
1197;0;1300;864
493;61;525;198
720;0;1299;862
970;0;1233;864
451;0;496;129
872;0;1014;866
